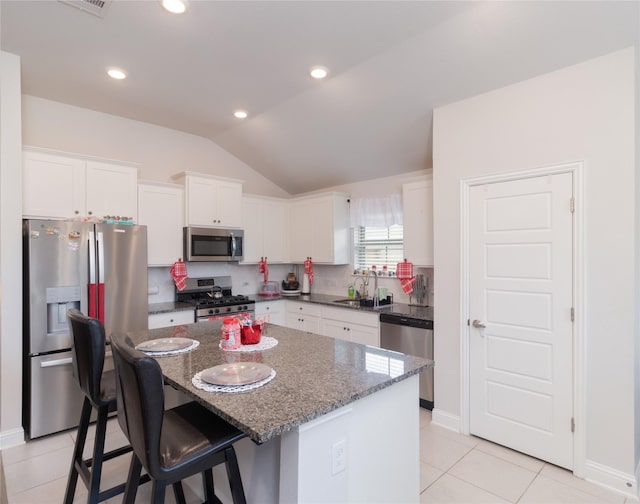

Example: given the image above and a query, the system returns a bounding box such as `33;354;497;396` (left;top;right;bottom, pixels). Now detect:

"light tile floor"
1;408;637;503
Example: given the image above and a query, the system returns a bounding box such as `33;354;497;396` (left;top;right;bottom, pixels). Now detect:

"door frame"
459;161;585;476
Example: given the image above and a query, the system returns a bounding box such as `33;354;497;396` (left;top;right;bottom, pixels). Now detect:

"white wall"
21;96;290;198
0;51;25;448
433;47;636;482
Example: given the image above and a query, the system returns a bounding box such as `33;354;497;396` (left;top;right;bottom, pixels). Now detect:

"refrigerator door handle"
40;357;73;368
88;230;97;318
97;231;105;323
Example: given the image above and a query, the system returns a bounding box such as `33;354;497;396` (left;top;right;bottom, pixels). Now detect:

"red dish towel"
396;259;415;294
304;257;314;285
170;259;188;291
259;257;269;283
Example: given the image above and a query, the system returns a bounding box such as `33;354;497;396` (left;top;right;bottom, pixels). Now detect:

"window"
353;225;403;273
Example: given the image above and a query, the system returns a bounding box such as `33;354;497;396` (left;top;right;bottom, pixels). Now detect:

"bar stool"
110;332;247;504
64;309;135;504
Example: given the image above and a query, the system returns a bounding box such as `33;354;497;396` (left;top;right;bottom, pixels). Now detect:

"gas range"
176;276;255;321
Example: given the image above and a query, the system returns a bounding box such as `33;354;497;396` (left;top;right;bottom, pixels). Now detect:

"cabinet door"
216;180;243;228
86;161;138;221
255;300;285;326
322;318;349;341
402;178;434;267
23;151;85;218
241;197;263;263
138;183;184;266
186;176;218;226
349;324;379;347
262;199;288;263
289;200;313;263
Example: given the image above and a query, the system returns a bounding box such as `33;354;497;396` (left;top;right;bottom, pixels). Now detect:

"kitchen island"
121;321;433;503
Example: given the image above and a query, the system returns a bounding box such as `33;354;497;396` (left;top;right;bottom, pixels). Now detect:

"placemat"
138;340;200;357
192;369;276;393
218;336;278;353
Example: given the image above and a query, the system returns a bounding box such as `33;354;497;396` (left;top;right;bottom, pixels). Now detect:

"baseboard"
430;408;461;432
0;427;24;450
584;459;638;500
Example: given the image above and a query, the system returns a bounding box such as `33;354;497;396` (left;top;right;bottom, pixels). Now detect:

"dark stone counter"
121;322;433;444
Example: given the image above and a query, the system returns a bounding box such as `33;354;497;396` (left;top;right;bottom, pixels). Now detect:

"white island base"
205;375;420;503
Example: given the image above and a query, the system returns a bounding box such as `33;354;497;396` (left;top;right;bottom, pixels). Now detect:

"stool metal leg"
225;447;246;504
64;397;92;504
85;406;109;503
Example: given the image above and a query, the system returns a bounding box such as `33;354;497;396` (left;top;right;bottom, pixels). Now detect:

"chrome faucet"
353;276;368;300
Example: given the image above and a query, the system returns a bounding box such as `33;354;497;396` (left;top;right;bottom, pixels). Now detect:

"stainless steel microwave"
183;226;244;262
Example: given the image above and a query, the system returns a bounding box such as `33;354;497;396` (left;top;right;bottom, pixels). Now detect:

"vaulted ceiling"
2;1;638;194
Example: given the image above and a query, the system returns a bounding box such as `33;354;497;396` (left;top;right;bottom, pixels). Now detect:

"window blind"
353;225;403;273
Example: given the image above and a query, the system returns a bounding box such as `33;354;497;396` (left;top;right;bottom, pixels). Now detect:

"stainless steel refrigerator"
23;219;148;438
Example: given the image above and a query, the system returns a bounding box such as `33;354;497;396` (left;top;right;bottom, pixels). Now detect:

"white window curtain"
349;193;403;228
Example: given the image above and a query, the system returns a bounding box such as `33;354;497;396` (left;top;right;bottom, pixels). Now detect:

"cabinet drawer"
321;306;380;328
148;310;194;329
285;301;322;317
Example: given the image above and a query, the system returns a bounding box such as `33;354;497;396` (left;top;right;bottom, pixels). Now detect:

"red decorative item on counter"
241;321;263;345
259;257;269;283
220;318;241;350
304;257;314;285
396;259;416;294
170;259;188;291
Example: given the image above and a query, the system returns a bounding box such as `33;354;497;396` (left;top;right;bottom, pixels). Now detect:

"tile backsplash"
149;263;435;307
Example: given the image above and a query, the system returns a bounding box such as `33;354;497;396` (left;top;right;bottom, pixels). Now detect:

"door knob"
472;319;486;329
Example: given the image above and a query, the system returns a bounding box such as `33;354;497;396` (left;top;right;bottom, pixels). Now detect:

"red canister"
220;318;241;350
241;322;262;345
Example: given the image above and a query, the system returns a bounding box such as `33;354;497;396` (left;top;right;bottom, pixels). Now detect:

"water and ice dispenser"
46;286;81;334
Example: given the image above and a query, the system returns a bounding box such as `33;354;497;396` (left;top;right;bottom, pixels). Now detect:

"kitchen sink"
332;299;362;307
332;297;393;308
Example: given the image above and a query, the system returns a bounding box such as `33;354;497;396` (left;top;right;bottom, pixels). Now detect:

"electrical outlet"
332;440;346;475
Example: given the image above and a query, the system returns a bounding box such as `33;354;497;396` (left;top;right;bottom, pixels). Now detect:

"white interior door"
469;172;574;469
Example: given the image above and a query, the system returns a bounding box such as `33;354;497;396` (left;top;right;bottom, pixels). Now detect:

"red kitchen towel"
396;259;415;294
170;259;188;291
259;257;269;283
304;257;314;285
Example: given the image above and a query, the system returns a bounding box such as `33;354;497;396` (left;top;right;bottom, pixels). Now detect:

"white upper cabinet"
175;172;243;228
85;161;138;220
241;195;289;264
23;149;138;221
138;182;184;266
289;192;350;264
402;176;434;267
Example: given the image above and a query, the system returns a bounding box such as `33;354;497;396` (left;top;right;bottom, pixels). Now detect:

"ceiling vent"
58;0;112;18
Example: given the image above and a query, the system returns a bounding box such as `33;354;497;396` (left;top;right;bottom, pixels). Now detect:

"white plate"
200;362;273;386
280;289;301;296
136;338;195;352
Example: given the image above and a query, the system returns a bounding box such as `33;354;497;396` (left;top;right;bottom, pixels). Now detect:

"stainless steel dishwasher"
379;313;434;410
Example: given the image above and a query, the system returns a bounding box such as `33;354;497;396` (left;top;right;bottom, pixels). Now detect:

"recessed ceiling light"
161;0;188;14
107;67;127;80
234;110;248;119
310;66;329;79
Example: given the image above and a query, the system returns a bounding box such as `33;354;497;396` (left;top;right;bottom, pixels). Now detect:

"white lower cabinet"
148;310;195;329
320;307;380;347
147;309;195;408
285;301;321;334
255;300;286;326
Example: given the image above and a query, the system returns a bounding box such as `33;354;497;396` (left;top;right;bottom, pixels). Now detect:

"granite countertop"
121;322;433;444
148;301;195;315
251;292;434;322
